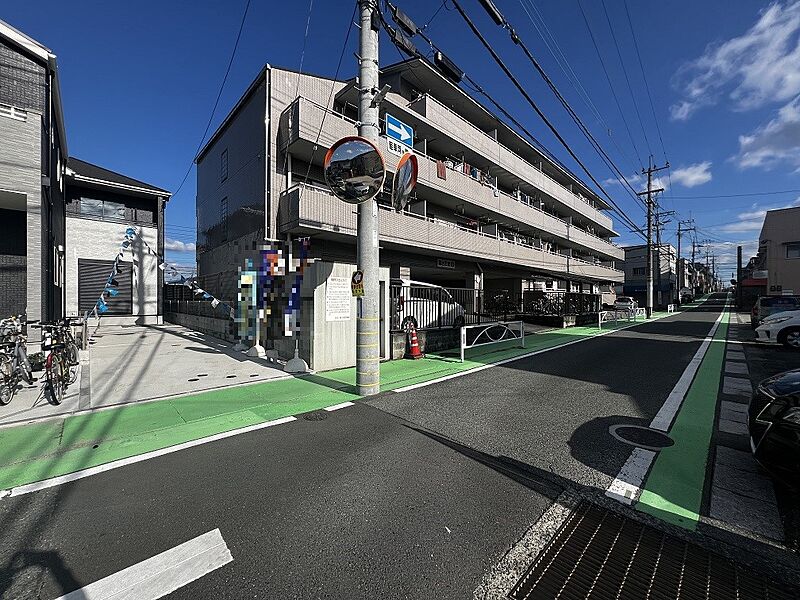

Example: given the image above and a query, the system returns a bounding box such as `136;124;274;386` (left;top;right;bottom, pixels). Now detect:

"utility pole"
356;0;381;396
636;157;669;318
655;208;675;307
737;245;743;309
691;238;697;294
677;219;695;305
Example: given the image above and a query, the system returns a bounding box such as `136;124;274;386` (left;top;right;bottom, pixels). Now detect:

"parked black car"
748;368;800;484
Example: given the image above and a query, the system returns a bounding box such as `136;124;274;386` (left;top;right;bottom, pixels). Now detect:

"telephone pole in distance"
636;158;669;317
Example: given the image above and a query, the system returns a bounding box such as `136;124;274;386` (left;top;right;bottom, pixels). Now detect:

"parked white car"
614;296;637;312
394;279;466;330
755;311;800;350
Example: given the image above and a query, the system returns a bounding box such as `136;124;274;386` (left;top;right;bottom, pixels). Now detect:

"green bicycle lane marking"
635;306;730;530
0;310;677;492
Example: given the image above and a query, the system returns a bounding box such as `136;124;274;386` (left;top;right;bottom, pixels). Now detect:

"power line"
670;188;800;199
477;1;647;213
517;0;640;175
172;0;252;200
444;0;646;237
576;0;643;168
622;0;667;163
599;0;652;157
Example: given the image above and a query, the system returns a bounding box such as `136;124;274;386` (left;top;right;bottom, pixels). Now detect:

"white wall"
65;217;159;323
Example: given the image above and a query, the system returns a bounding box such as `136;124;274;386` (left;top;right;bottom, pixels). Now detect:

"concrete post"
356;0;381;396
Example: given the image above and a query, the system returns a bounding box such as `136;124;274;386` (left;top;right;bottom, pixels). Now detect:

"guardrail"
597;307;649;329
667;304;676;313
460;320;525;362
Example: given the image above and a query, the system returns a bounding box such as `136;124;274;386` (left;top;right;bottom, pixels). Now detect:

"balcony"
414;94;615;231
280;97;623;262
278;183;623;283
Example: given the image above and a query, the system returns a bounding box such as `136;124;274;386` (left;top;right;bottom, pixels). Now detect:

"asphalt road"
370;294;730;495
0;295;730;599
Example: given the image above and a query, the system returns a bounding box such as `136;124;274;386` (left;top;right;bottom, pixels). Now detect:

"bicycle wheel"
66;341;79;366
46;353;65;405
0;355;13;406
17;345;33;384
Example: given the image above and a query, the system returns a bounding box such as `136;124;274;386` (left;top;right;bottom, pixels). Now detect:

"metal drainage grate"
510;502;797;600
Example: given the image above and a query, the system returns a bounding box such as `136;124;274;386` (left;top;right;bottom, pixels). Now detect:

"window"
221;197;228;242
786;242;800;259
632;267;646;276
221;149;229;182
79;197;125;221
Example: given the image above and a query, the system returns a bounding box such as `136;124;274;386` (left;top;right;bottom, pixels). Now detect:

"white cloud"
670;1;800;120
715;197;800;232
602;172;666;192
165;238;196;252
734;94;800;169
671;162;712;187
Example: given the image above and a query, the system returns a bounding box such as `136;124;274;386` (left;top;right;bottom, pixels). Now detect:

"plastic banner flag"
202;292;211;299
106;288;119;297
194;288;204;296
211;298;220;308
158;263;166;271
98;303;109;314
126;227;136;237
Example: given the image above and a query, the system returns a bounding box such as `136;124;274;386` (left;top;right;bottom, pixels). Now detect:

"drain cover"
226;374;237;379
302;411;328;421
609;424;674;450
510;502;797;600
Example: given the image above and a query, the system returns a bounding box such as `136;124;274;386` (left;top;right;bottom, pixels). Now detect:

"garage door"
78;259;133;314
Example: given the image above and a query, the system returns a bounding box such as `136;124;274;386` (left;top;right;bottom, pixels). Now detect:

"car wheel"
400;316;418;331
453;316;465;329
778;327;800;350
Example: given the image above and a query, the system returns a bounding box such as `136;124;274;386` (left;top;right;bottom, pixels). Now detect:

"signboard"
325;276;351;322
437;258;455;270
753;270;768;279
386;113;413;148
351;270;365;297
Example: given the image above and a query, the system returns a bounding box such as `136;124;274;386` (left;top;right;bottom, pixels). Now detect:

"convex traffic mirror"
324;136;386;204
391;151;418;212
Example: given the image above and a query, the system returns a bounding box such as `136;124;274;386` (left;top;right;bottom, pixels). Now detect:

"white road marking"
606;301;728;504
323;401;355;411
393;313;677;394
1;416;297;499
56;528;232;600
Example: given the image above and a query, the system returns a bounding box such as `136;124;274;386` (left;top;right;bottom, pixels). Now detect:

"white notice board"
325;277;351;322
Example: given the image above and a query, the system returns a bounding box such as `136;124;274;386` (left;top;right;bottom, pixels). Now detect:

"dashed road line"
56;528;232;600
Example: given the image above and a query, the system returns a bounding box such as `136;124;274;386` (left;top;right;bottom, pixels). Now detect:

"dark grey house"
0;19;170;328
0;19;68;324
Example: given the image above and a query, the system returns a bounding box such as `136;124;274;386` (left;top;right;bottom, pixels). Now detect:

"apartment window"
221;197;228;242
632;267;646;276
0;103;27;121
787;242;800;259
79;197;125;221
221;149;229;182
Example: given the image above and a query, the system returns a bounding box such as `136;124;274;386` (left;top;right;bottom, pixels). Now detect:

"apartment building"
621;244;677;307
755;206;800;296
195;59;625;369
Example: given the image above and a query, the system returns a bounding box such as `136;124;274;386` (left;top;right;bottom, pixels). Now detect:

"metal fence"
389;285;601;332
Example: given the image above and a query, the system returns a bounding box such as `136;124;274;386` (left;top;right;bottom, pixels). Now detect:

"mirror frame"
391;151;418;212
323;136;387;205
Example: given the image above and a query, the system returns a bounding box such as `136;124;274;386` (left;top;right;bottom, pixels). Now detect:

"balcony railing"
281;97;623;261
278;183;623;282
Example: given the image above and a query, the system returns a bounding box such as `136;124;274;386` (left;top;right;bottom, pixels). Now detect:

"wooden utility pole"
636;158;669;317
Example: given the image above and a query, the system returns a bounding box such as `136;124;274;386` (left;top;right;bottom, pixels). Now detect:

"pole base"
233;341;248;352
285;346;309;373
246;344;266;357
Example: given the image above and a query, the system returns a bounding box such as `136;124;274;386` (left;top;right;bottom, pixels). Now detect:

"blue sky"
5;0;800;278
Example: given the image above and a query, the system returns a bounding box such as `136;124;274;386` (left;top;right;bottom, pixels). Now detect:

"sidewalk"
0;309;679;493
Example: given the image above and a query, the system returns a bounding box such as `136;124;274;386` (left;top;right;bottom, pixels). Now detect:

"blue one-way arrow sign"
386;113;413;148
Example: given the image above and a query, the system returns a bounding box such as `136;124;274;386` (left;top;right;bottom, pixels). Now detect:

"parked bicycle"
0;315;34;406
32;318;82;405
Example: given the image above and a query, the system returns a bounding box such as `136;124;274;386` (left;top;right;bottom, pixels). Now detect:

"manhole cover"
302;411;328;421
609;424;674;450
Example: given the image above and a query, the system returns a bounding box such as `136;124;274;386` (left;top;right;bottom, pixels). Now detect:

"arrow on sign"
387;120;411;142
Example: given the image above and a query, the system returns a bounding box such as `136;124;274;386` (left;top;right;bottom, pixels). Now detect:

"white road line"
324;401;355;411
393;313;677;394
1;416;297;499
606;301;728;505
56;528;232;600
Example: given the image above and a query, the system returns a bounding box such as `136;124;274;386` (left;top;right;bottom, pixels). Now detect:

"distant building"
755;206;800;297
621;244;676;307
0;19;169;329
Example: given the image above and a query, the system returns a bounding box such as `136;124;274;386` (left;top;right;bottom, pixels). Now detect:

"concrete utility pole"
636;158;669;318
737;245;743;309
691;238;697;293
655;209;675;307
676;219;694;305
356;0;381;396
